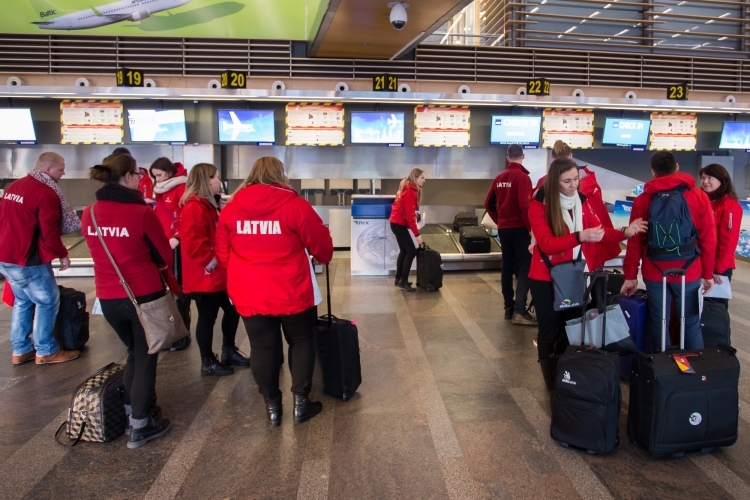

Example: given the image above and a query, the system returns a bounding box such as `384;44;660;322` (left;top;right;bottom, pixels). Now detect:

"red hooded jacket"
623;172;716;283
215;184;334;317
484;162;532;230
153;162;187;239
82;183;173;300
0;175;68;266
137;168;153;200
528;189;626;282
389;181;420;236
180;195;225;294
710;195;742;274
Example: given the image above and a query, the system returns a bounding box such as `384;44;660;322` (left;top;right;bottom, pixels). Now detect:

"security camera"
75;77;90;87
516;86;527;96
572;88;585;97
458;85;471;94
6;76;23;86
207;79;220;89
272;80;286;91
144;78;157;88
335;82;349;91
398;83;411;92
388;2;408;30
726;95;737;103
625;90;637;99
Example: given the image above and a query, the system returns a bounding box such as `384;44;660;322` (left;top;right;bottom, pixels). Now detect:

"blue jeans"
0;262;60;357
644;278;703;352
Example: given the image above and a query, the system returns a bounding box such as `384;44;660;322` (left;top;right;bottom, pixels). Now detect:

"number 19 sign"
116;68;143;88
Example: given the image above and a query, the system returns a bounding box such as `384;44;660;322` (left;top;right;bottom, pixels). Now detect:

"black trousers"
100;291;162;420
192;290;240;359
497;227;532;313
390;222;417;281
529;279;578;360
242;306;317;402
173;248;192;330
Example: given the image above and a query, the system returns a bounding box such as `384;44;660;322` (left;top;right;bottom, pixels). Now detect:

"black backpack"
55;286;90;350
646;186;698;263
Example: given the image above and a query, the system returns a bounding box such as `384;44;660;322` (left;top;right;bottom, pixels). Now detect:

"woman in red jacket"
700;163;743;309
389;168;425;292
215;156;333;426
180;163;249;377
150;158;192;338
82;153;172;449
529;158;646;390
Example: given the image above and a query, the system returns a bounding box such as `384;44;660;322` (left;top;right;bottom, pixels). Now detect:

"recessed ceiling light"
672;34;680;38
720;13;731;18
706;20;714;24
663;8;672;13
604;4;611;8
565;26;577;33
615;29;629;36
718;37;728;41
590;11;600;17
530;7;538;13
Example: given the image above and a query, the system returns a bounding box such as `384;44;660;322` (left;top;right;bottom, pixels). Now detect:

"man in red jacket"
0;153;79;365
484;144;536;325
621;152;716;352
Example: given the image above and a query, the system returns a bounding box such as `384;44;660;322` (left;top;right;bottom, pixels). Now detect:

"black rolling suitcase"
628;269;740;457
417;244;443;291
701;299;731;347
314;264;362;401
55;286;90;350
459;226;491;254
551;271;621;454
166;248;191;351
452;211;478;231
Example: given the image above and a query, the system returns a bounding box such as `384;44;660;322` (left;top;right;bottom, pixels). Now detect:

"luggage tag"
672;353;698;374
91;298;104;316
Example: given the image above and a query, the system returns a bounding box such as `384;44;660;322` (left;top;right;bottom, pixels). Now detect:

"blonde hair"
397;167;424;204
182;163;218;206
551;140;572;159
35;152;64;171
232;156;290;199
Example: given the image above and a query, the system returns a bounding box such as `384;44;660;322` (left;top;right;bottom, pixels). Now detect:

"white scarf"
28;170;80;235
559;192;583;258
153;175;186;195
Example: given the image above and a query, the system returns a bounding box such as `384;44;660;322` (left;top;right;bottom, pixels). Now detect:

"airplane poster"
5;0;326;39
127;109;186;142
350;112;404;145
217;110;275;143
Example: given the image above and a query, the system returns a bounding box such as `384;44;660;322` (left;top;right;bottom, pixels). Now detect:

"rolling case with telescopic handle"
627;268;740;457
550;271;621;454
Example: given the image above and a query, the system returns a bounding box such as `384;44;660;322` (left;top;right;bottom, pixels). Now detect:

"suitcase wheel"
342;393;350;402
559;442;569;449
426;285;435;292
701;448;714;454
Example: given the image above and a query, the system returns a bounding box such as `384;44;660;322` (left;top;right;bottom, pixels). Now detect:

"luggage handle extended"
325;263;332;327
661;268;686;352
579;270;609;348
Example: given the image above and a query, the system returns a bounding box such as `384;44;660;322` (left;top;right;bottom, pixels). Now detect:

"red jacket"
0;175;68;266
137;168;153;199
215;184;334;317
82;183;173;300
180;195;225;294
484;162;532;230
389;182;420;236
153;163;187;239
528;189;625;282
623;172;716;283
710;195;742;274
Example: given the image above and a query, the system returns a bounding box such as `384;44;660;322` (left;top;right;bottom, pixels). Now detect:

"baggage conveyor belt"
420;224;501;271
54;231;95;277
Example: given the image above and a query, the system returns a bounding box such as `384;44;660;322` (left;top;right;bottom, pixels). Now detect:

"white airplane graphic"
386;113;403;132
222;111;256;141
30;0;191;30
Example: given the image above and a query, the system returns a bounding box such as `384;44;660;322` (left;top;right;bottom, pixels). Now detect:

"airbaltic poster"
5;0;326;39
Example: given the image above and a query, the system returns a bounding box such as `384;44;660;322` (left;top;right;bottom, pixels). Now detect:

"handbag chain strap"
90;202;168;307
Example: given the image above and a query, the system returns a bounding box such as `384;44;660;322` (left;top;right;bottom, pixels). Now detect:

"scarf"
28;170;81;235
559;192;583;259
153;175;187;195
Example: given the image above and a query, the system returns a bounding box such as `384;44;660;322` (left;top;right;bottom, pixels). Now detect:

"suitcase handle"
325;264;332;327
580;270;609;348
661;268;686;352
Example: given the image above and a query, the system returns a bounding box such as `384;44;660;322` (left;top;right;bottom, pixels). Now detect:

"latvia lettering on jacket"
236;220;282;235
86;226;130;237
497;182;511;188
3;192;23;204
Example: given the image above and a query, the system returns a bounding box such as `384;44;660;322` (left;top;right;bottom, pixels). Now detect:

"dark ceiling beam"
308;0;343;57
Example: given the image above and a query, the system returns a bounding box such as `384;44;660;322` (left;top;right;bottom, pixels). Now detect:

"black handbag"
539;248;587;312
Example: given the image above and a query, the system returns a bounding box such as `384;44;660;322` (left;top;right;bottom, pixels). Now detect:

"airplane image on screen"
222;111;256;141
30;0;191;30
386;113;402;132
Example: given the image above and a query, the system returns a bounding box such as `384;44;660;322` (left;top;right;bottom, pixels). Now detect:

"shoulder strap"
90;203;139;306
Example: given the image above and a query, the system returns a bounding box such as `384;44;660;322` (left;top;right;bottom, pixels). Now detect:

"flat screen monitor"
0;109;36;143
602;118;650;147
490;116;541;146
350;112;405;145
719;122;750;149
127;109;187;142
217;110;275;143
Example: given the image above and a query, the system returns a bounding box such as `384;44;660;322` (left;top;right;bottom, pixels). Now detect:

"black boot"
201;354;234;376
397;279;416;292
293;394;323;424
127;416;171;449
539;356;559;391
394;278;413;287
266;395;283;427
221;346;250;367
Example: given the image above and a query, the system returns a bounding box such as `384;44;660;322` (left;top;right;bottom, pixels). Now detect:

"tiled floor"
1;254;750;499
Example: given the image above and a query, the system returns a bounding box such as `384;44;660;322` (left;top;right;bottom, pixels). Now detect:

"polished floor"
1;253;750;500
